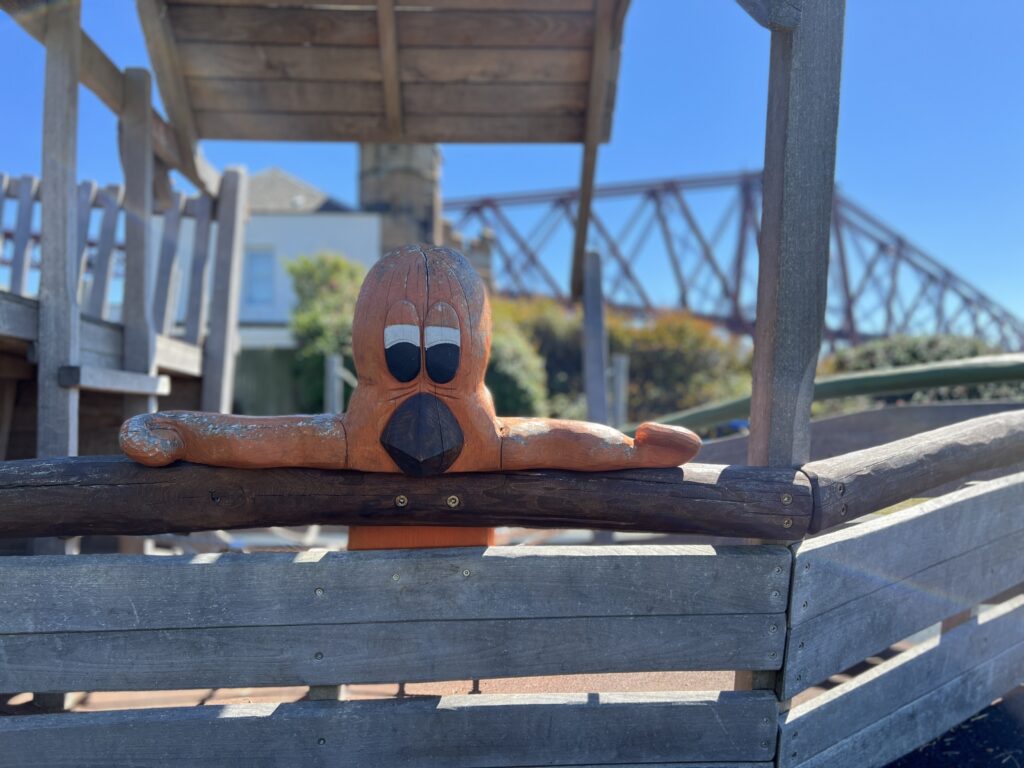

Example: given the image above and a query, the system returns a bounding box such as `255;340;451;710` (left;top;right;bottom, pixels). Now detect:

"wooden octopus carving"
121;245;701;549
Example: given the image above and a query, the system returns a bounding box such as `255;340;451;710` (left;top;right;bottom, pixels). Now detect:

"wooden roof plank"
167;0;594;10
196;112;583;143
376;0;404;138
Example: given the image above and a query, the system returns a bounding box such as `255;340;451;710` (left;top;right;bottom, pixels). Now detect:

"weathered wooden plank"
0;545;790;633
155;334;202;377
805;408;1024;532
196;112;583;142
168;0;595;8
747;0;845;467
152;192;185;333
200;168;245;412
57;365;171;396
120;68;159;418
406;82;587;114
0;291;37;342
36;1;82;457
83;185;123;319
74;180;97;295
9;174;39;297
736;0;802;30
179;42;589;83
779;594;1024;768
377;0;402;138
0;692;779;765
582;250;608;423
182;193;212;345
0;612;785;692
167;6;592;48
0;173;8;255
0;457;811;539
188;77;382;112
781;473;1024;698
792;633;1024;768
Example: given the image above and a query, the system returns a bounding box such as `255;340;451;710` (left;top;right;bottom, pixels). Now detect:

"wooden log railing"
0;410;1020;541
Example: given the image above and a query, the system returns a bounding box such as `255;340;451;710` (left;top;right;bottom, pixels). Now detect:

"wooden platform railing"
0;410;1019;541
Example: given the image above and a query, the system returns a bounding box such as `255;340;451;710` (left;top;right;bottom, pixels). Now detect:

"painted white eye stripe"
425;326;461;349
384;324;420;349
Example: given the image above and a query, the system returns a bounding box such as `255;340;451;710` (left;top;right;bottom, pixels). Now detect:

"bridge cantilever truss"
446;171;1024;350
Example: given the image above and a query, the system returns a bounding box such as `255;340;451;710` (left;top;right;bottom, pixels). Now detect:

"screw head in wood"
838;482;846;495
462;569;471;577
446;494;461;508
392;573;400;581
314;652;324;661
781;492;793;506
314;587;324;597
395;494;409;508
840;503;848;517
318;738;326;746
782;518;793;528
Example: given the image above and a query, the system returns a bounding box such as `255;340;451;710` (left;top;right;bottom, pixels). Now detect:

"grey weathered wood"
0;612;784;693
0;173;8;255
121;68;158;418
570;0;612;297
74;181;97;299
84;185;123;319
0;457;811;539
152;191;184;333
168;0;593;8
36;2;82;458
0;291;37;342
747;0;845;467
136;0;206;191
582;250;609;424
9;174;39;297
0;379;15;461
0;545;790;633
791;626;1024;767
804;408;1024;532
781;472;1024;698
736;0;802;30
201;168;246;412
0;692;779;765
57;365;171;396
323;353;343;412
183;193;213;345
779;594;1024;768
155;334;202;376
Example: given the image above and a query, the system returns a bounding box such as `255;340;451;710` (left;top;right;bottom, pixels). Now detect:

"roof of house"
248;168;352;214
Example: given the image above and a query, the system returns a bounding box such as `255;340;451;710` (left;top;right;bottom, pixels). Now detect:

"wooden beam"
57;365;171;397
747;0;845;467
569;0;613;298
582;250;608;424
36;0;82;458
376;0;403;139
136;0;205;190
736;0;802;30
121;68;159;419
0;458;810;539
201;168;246;413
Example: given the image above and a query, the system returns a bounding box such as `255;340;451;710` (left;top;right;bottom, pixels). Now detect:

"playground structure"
1;1;1024;767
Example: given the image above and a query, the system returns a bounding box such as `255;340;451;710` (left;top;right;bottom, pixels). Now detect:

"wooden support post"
609;353;629;429
183;194;213;345
375;0;402;140
324;353;343;413
582;250;608;425
36;0;81;458
153;191;185;334
121;68;158;419
201;169;246;413
10;175;39;298
737;0;846;694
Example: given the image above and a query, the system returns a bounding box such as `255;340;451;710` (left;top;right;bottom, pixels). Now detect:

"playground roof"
139;0;629;145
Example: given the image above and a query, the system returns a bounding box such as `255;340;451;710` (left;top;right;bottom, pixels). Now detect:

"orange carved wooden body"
121;245;701;549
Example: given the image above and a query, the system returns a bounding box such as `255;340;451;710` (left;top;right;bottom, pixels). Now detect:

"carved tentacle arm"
500;418;700;471
120;411;348;469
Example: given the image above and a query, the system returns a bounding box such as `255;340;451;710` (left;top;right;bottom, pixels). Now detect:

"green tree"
286;252;366;411
486;319;549;416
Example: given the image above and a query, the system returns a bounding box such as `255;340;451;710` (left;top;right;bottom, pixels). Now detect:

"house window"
245;247;276;304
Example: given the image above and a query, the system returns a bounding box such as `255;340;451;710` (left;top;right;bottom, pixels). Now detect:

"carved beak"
380;392;464;477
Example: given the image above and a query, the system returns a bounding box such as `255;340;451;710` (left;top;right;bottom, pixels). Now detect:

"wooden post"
738;0;846;693
324;353;344;413
582;250;609;425
609;353;629;429
36;0;81;458
201;168;246;413
121;68;158;419
183;193;213;345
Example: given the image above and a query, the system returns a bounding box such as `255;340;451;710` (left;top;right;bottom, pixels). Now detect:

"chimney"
359;144;441;253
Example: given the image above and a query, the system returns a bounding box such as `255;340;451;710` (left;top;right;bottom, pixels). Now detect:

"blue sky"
1;1;1022;316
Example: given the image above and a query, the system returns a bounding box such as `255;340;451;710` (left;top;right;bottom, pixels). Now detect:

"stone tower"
359;144;441;254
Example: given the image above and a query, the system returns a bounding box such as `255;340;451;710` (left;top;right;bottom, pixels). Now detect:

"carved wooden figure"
121;245;701;549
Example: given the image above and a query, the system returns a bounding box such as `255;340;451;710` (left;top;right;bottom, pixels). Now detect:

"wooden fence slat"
0;612;785;693
791;629;1024;768
84;185;123;319
182;193;213;345
0;457;811;539
0;545;790;633
74;180;98;296
781;473;1024;698
779;594;1024;768
152;192;185;334
0;692;779;766
9;174;39;297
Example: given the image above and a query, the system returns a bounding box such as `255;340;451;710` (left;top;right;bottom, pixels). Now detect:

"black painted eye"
384;323;420;382
424;302;461;384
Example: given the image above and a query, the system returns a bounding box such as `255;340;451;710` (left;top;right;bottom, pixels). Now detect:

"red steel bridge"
446;171;1024;350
